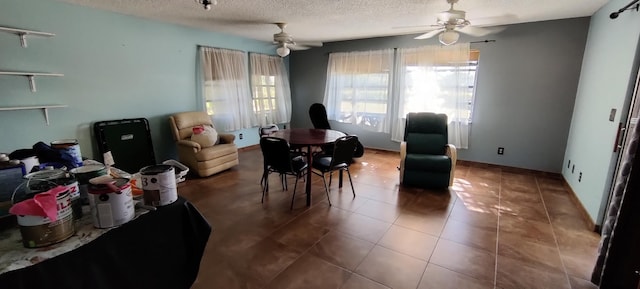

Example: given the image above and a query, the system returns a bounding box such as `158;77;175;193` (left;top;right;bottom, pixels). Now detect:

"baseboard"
562;176;597;231
238;144;259;152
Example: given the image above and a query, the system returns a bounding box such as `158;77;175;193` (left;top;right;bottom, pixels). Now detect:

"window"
199;46;254;131
250;53;291;125
323;49;394;132
394;44;477;148
323;44;477;148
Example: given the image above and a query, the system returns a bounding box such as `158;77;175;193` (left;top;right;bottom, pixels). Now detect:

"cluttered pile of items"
0;138;188;250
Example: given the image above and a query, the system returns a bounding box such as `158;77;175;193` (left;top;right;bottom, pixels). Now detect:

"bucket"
140;165;177;207
70;164;108;204
55;177;82;220
15;188;74;248
88;178;134;228
51;139;83;168
20;156;39;174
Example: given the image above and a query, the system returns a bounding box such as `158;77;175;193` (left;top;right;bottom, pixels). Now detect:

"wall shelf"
0;26;55;48
0;71;64;92
0;105;68;125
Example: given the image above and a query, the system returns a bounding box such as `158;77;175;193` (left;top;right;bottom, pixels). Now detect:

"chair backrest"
309;103;331;129
259;124;279;137
329;135;359;168
260;137;294;173
169;111;215;141
404;112;448;155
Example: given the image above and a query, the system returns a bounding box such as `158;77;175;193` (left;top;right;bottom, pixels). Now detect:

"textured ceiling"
58;0;609;44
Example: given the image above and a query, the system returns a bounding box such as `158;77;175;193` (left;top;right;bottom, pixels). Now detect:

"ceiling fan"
414;0;504;45
273;23;322;57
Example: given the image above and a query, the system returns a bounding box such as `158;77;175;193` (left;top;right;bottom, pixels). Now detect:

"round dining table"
269;128;346;206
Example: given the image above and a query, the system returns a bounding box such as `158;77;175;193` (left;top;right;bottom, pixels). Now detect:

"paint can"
20;156;39;174
15;188;74;248
55;177;82;220
88;178;134;228
70;164;108;204
140;165;177;207
50;139;83;168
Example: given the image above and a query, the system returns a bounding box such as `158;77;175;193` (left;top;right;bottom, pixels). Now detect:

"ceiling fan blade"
289;41;323;51
414;29;444;40
457;25;505;37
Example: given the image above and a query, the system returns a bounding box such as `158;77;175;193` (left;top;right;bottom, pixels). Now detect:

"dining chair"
258;124;279;137
308;103;365;158
259;124;279;186
311;135;359;206
259;137;308;209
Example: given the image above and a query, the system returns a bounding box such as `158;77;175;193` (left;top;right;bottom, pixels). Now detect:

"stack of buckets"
9;138;180;248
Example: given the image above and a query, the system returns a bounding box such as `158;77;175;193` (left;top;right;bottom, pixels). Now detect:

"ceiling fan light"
276;44;290;57
439;30;459;45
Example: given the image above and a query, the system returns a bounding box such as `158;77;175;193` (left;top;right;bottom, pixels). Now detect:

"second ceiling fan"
414;0;504;45
273;23;322;57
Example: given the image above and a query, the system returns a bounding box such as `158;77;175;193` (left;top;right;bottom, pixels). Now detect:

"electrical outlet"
239;133;243;140
579;172;582;182
497;147;504;155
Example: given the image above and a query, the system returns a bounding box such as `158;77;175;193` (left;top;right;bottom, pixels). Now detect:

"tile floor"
178;148;601;289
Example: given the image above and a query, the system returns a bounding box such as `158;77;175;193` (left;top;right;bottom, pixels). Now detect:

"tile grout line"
494;168;502;289
535;176;573;288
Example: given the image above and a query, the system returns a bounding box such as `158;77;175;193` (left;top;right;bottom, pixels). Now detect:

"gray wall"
563;0;640;222
289;18;589;173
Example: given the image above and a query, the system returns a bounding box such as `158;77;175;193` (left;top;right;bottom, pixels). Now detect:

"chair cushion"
404;154;451;172
406;133;446;155
312;156;347;172
194;143;238;162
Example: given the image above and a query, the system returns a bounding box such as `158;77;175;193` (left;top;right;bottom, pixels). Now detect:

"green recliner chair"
400;112;457;188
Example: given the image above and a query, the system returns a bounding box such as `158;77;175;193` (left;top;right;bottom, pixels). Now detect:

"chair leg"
290;174;300;210
261;174;269;203
346;168;355;198
321;173;332;206
339;170;343;188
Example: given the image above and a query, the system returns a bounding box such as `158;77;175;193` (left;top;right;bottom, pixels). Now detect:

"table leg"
306;145;312;206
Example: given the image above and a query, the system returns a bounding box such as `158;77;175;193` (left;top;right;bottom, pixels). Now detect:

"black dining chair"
308;103;365;158
259;124;280;186
311;135;359;206
259;137;308;209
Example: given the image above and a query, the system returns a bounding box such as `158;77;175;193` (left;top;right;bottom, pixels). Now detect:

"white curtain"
323;49;394;133
249;53;292;126
199;46;255;131
391;43;474;149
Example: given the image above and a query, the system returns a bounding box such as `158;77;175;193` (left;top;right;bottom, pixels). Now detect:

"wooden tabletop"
270;128;346;146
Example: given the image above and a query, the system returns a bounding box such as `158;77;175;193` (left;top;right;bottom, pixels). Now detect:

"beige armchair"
169;111;239;177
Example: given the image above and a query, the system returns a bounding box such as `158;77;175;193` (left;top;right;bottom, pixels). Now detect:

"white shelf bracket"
42;107;51;125
28;75;36;92
19;33;28;48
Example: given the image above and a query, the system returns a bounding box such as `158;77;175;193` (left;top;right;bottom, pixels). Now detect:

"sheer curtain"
199;46;255;131
250;53;292;126
391;43;474;149
323;49;394;133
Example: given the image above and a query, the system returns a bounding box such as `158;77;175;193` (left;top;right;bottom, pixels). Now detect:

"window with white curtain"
323;49;394;132
392;44;476;148
199;46;255;131
249;53;292;126
323;44;477;149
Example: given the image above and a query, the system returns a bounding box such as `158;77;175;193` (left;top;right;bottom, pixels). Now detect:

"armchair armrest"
400;141;407;184
218;133;236;144
445;144;457;186
177;139;202;153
